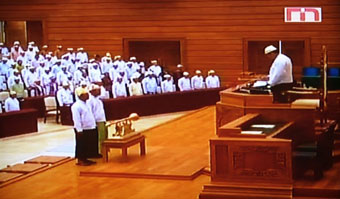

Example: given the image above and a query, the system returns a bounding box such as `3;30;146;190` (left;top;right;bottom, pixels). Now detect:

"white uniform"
25;71;39;88
191;75;204;90
57;71;70;85
268;54;293;86
205;75;220;88
109;67;119;83
142;77;158;94
112;82;127;98
71;100;96;133
87;95;106;122
148;65;162;77
41;71;55;95
113;60;126;71
161;79;175;93
76;52;88;64
101;61;112;74
56;88;74;106
178;77;192;91
0;62;10;76
4;97;20;112
89;67;102;83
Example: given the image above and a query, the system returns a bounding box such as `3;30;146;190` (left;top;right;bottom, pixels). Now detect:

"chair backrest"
303;67;320;77
44;96;57;110
328;67;340;77
0;91;10;102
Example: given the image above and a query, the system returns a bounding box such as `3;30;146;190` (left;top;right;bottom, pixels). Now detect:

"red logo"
285;7;322;22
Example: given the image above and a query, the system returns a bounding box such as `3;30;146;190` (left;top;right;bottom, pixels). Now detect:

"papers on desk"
241;131;263;135
250;124;275;129
252;80;268;87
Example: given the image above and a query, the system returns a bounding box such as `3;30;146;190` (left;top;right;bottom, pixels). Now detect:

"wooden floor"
0;106;339;199
81;106;215;180
0;106;216;199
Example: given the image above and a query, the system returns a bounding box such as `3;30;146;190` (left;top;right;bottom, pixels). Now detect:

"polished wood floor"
0;107;216;199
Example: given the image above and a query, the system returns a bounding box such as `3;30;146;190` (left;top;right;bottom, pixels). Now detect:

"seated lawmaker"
57;82;74;106
5;91;20;112
264;45;293;103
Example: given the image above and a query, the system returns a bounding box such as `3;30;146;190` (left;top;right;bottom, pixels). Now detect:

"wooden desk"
200;113;294;199
102;134;146;162
0;109;38;138
20;96;45;118
216;87;317;146
59;88;225;125
103;87;224;121
59;106;73;126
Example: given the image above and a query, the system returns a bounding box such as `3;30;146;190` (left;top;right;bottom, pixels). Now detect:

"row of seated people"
0;41;220;98
56;69;220;107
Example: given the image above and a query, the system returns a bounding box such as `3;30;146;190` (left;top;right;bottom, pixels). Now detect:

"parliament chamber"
1;0;340;199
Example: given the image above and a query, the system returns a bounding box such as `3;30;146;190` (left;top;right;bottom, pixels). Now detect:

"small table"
102;133;146;162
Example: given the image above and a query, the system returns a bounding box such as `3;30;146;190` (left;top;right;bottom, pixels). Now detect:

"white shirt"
41;72;54;86
205;75;220;88
87;95;106;122
71;100;96;132
148;65;162;77
142;77;157;94
57;71;70;85
178;77;192;91
113;60;126;71
4;97;20;112
56;88;74;106
161;79;175;93
268;54;293;86
76;52;88;63
25;71;39;87
191;75;204;89
112;82;127;98
89;67;102;83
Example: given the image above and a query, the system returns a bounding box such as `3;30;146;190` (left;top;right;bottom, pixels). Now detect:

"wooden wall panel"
0;0;339;86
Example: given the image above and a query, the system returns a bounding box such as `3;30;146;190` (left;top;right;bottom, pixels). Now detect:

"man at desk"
4;91;20;112
265;45;293;103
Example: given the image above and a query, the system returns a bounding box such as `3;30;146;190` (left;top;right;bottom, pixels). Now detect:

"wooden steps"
0;156;72;188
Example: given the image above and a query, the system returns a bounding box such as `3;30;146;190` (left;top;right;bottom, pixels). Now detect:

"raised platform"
0;156;72;187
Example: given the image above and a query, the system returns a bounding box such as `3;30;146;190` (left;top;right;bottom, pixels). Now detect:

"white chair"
43;96;60;123
0;91;9;113
0;91;9;103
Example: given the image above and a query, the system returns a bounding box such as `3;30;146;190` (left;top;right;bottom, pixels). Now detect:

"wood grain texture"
0;0;339;85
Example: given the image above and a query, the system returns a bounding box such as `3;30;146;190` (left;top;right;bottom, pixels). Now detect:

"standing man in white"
71;88;97;166
205;70;220;88
178;72;192;91
264;45;293;103
87;84;107;156
191;70;204;90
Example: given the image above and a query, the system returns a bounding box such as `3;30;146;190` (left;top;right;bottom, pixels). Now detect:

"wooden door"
124;39;183;73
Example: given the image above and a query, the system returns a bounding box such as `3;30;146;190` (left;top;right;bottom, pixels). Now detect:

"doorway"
123;38;184;72
2;21;43;47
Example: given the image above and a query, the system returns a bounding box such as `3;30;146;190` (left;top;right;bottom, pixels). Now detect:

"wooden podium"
200;113;295;199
